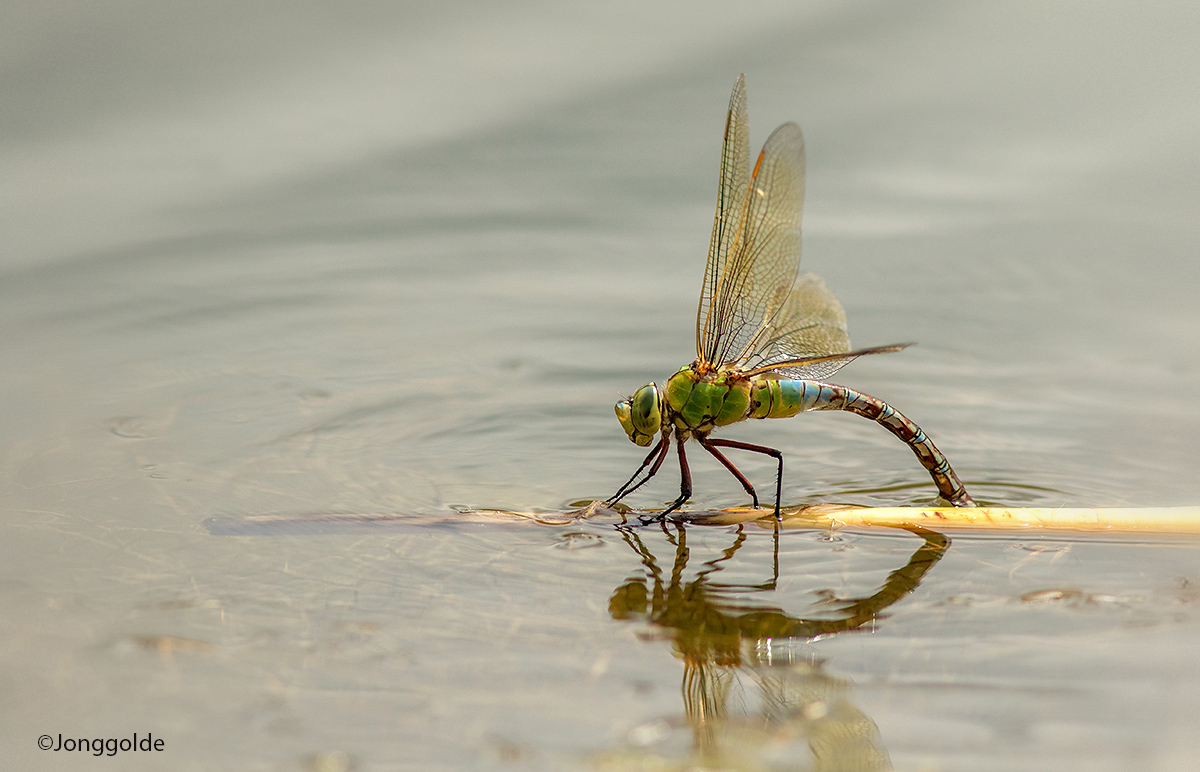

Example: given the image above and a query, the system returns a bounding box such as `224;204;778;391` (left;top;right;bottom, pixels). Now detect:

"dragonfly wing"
775;353;865;381
698;120;806;367
764;273;849;355
734;273;915;379
697;75;750;362
750;343;915;381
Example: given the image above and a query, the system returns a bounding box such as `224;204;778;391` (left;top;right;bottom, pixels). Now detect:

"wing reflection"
604;522;949;771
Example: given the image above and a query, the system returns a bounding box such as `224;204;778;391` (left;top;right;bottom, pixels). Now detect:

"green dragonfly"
609;75;975;519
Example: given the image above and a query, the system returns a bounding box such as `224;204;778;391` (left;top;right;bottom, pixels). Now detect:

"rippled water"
3;2;1199;770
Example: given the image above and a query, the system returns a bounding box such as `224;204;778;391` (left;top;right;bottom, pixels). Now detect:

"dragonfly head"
615;383;662;447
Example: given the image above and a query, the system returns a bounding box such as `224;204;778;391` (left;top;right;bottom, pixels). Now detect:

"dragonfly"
608;75;975;520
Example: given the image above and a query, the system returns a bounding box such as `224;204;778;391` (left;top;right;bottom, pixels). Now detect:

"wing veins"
696;79;806;370
741;343;914;378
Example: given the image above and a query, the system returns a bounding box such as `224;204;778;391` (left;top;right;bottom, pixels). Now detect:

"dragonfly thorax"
664;365;754;433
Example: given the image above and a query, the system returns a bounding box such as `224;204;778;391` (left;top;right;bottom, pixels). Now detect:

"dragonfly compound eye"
614;384;661;446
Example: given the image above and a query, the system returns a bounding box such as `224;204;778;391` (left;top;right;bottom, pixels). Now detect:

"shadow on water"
600;521;949;771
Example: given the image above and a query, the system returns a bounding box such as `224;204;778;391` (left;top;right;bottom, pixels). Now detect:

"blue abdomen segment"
750;378;837;419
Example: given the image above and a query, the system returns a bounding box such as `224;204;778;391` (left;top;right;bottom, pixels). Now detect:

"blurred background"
2;1;1198;770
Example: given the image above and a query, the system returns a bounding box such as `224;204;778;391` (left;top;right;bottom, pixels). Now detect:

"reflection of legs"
697;437;760;508
607;434;669;505
701;437;784;520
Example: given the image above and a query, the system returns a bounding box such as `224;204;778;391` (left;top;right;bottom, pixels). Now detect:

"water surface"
3;2;1199;769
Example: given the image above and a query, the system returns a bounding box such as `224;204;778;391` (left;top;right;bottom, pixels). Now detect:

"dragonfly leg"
697;435;760;508
647;434;692;522
703;437;784;521
607;434;670;505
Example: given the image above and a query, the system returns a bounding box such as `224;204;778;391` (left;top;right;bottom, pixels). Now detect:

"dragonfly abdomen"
769;380;974;506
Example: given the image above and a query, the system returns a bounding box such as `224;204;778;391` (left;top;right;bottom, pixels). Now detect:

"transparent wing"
737;274;912;380
696;75;749;362
751;343;912;381
697;120;806;367
739;272;850;378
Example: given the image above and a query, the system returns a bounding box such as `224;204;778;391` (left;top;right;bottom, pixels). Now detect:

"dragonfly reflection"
603;522;949;770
